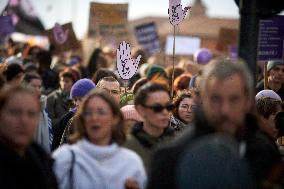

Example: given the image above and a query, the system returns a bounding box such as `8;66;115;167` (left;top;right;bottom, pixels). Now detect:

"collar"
76;138;119;161
131;122;175;148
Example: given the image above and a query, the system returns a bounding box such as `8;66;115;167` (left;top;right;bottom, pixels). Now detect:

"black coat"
256;79;284;100
147;108;283;189
246;131;284;188
51;111;74;151
0;142;58;189
147;108;216;189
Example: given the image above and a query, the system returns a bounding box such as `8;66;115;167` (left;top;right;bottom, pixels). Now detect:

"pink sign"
116;41;141;80
168;0;190;26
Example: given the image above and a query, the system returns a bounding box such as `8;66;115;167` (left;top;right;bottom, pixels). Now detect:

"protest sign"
0;15;14;44
135;22;160;55
88;2;129;46
258;15;284;61
168;0;190;26
116;41;141;80
47;22;80;53
216;27;238;52
168;0;191;98
165;35;201;55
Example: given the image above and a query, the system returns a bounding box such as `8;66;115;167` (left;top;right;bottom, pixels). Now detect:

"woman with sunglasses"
52;89;146;189
171;91;196;132
124;82;175;174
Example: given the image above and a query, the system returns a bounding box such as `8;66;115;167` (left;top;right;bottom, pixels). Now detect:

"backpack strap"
69;149;75;189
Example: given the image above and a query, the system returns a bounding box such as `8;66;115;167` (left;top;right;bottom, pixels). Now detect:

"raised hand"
168;0;191;25
53;23;69;45
117;41;141;80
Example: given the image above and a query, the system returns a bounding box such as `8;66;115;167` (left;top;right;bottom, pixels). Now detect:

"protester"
173;73;191;96
146;64;167;80
22;73;52;153
176;134;255;189
147;58;284;189
124;82;175;173
47;68;79;126
53;89;146;189
256;59;284;100
170;91;196;132
121;104;144;134
96;76;121;104
251;97;283;186
3;63;24;87
92;68;118;84
87;48;111;78
0;86;57;188
165;66;185;87
52;78;95;151
36;50;59;95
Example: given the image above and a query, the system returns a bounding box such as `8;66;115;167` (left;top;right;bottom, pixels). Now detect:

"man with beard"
147;58;283;189
256;59;284;100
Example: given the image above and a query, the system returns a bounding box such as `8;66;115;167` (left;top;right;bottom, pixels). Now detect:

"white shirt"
53;138;147;189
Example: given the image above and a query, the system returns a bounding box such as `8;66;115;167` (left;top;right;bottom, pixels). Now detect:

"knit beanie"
255;89;281;101
267;59;284;72
4;63;24;81
70;78;96;98
121;105;144;122
146;64;166;79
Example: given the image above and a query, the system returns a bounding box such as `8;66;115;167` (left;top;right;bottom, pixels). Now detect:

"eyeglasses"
179;104;197;112
142;103;174;113
83;109;109;118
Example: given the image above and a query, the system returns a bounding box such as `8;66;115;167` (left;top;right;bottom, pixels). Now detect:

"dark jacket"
246;131;284;188
47;89;71;126
147;108;216;189
124;122;175;174
51;111;74;151
0;142;58;189
147;107;283;189
256;79;284;100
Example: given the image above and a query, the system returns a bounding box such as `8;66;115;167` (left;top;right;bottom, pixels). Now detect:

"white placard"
0;0;8;14
165;35;201;55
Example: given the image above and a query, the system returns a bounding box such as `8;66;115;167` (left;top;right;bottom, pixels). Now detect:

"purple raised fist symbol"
53;23;69;45
168;0;190;26
117;41;141;80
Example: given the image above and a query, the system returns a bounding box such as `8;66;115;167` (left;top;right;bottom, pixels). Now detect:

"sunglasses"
143;103;174;113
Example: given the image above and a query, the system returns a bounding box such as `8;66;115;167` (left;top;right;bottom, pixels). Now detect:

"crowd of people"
0;38;283;189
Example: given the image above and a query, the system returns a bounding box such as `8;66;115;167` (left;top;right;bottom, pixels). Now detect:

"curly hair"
172;90;193;121
256;97;282;119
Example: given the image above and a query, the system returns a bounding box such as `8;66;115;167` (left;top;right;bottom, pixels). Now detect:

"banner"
47;23;80;54
258;15;284;61
135;22;160;55
0;0;8;14
3;0;45;35
88;2;129;46
216;28;238;52
165;35;201;55
0;15;15;44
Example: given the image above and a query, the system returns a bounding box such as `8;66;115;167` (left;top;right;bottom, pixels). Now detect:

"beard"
210;115;240;135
